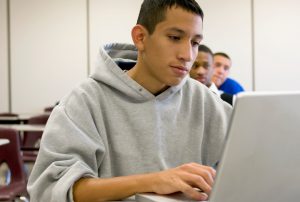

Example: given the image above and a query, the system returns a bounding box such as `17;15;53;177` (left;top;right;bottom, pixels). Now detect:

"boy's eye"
203;63;209;68
168;35;180;41
192;63;199;68
192;41;200;47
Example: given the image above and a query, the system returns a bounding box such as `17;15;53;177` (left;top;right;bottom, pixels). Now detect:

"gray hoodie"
27;43;232;202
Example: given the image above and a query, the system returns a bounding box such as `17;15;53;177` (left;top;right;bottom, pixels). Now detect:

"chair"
22;114;49;163
0;113;17;117
44;106;54;113
0;128;28;201
44;101;59;113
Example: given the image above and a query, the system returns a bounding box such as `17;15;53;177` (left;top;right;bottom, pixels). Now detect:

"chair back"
0;128;28;200
0;128;26;184
44;106;54;112
22;114;49;148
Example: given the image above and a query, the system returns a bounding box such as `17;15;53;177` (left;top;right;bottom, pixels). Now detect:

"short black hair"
137;0;204;35
198;44;213;56
214;52;231;60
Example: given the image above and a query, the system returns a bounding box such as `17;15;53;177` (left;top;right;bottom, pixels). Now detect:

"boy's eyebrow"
195;34;203;41
166;27;203;40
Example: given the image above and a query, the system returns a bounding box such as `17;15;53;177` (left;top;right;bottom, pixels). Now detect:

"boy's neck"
127;64;169;95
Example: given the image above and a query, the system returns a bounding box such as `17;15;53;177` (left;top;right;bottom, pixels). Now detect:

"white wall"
254;0;300;91
198;0;253;91
0;0;9;112
9;0;88;113
1;0;300;113
89;0;142;74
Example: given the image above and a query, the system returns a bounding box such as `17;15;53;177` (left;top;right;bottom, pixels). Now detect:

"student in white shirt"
190;45;234;105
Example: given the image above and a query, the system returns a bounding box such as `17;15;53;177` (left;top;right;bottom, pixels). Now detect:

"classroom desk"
107;193;197;202
0;124;45;132
0;116;19;121
135;193;200;202
0;138;10;146
0;115;22;124
0;112;51;123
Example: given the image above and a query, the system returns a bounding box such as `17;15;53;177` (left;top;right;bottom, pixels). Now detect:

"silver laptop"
136;91;300;202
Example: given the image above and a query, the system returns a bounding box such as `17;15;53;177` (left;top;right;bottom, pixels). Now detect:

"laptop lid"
210;91;300;202
136;91;300;202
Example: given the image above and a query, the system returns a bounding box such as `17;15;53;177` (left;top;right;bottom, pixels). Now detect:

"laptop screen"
210;91;300;202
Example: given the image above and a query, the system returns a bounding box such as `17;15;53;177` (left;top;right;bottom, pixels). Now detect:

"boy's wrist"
132;172;160;194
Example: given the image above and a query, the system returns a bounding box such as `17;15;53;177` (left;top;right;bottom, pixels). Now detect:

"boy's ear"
131;25;148;51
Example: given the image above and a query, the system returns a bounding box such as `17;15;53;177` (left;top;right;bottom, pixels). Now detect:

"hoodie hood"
90;43;188;102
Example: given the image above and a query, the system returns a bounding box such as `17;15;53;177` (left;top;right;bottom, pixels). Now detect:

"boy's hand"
150;162;216;201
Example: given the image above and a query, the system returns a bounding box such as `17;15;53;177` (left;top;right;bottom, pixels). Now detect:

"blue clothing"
219;78;244;95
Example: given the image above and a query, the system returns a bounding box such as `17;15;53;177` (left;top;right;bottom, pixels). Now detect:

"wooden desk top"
0;124;45;132
0;116;19;121
0;112;51;121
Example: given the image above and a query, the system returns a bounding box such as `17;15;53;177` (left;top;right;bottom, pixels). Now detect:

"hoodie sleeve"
201;92;232;167
27;87;106;202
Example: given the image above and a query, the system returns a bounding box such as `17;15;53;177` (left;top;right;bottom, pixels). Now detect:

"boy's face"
139;6;203;92
212;55;231;87
190;51;213;87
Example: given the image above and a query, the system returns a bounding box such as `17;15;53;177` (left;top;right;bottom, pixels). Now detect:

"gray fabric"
27;43;232;202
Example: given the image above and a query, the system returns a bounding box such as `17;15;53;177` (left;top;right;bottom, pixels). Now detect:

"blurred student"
27;1;232;202
212;52;244;95
190;45;234;105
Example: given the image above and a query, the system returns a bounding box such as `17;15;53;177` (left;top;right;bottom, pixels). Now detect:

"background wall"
89;0;142;74
0;0;9;112
9;0;88;113
254;0;300;91
0;0;299;113
198;0;253;91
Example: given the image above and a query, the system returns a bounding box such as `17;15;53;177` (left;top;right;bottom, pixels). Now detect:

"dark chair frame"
0;128;28;201
0;113;20;124
22;114;49;163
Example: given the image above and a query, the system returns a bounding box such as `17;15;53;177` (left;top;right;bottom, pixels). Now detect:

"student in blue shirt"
212;52;244;95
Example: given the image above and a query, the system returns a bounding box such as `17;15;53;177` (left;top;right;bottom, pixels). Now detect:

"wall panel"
198;0;253;91
0;0;9;112
10;0;88;113
89;0;143;74
254;0;300;91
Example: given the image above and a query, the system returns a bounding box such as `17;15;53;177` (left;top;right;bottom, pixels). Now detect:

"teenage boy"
28;1;231;201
